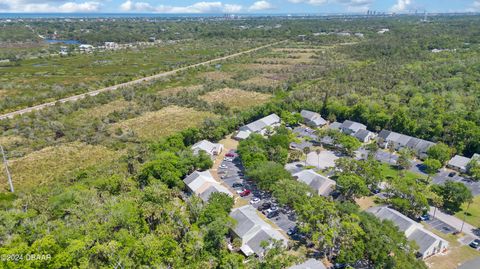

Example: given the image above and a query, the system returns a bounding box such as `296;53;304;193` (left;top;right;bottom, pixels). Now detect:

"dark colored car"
267;210;279;219
418;214;430;221
448;172;456;177
232;182;243;188
469;239;480;249
258;202;271;211
240;189;251;197
287;226;298;235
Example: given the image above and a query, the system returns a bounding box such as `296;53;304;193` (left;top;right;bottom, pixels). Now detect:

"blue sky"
0;0;479;14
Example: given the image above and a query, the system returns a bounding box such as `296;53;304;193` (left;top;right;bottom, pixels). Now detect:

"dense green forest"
1;15;480;268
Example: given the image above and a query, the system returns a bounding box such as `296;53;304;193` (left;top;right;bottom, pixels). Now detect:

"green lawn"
455;196;480;228
379;163;426;181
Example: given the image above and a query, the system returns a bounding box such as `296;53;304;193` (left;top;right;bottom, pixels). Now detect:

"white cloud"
390;0;413;12
120;1;243;13
0;0;101;12
288;0;327;5
249;1;274;11
470;0;480;11
288;0;372;11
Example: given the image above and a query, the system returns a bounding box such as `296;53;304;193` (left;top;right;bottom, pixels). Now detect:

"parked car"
225;151;237;157
240;189;251;197
250;197;261;204
287;226;298;235
266;206;278;214
469;239;480;249
267;210;279;219
232;182;243;188
224;157;233;162
258;202;271;211
418;214;430;221
219;164;227;169
448;172;456;177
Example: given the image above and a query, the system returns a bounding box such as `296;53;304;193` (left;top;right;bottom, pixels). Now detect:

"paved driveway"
425;218;458;235
433;170;480;196
306;150;340;169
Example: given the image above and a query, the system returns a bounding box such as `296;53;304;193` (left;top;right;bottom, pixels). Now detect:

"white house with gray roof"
367;206;448;259
354;129;376;143
191;140;224;158
288;258;326;269
377;129;435;159
183;171;233;202
230;205;288;257
293;169;336;197
447;155;471;173
300;110;327;128
340;120;367;135
234;114;281;140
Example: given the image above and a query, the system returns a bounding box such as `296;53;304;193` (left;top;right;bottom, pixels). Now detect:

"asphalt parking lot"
425;218;458;235
218;155;297;234
433;171;480;196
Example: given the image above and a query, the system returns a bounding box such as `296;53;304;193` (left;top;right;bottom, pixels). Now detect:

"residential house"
191;140;224;158
377;129;435;159
367;206;448;259
229;205;288;257
354;129;376;143
183;170;232;202
340;120;367;135
288;258;326;269
447;155;471;173
300;110;327;128
290;141;313;151
234;114;281;140
292;169;336;197
328;121;342;131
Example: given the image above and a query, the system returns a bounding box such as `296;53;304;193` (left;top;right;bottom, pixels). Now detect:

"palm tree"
303;147;311;166
316;148;322;168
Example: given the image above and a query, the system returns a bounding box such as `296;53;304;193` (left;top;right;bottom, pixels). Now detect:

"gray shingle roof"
328;122;342;130
230;205;288;256
300;110;327;127
288;259;326;269
355;129;373;141
290;141;313;151
407;229;440;255
397;134;413;147
448;155;471;170
378;130;392;140
240;114;280;133
367;206;417;232
341;120;366;133
293;169;336;196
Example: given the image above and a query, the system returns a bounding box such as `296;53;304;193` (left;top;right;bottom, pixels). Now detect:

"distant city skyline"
0;0;479;14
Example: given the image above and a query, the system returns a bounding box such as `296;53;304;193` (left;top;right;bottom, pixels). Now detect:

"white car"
236;189;245;194
224;157;233;162
250;197;261;204
219;164;227;169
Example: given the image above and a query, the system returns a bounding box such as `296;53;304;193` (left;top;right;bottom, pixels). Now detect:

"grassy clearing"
379;163;426;181
424;227;480;269
71;99;134;122
200;71;232;81
241;76;283;88
110;105;217;141
455;196;480;228
238;63;291;72
0;142;117;191
199;88;271;109
157;85;204;97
